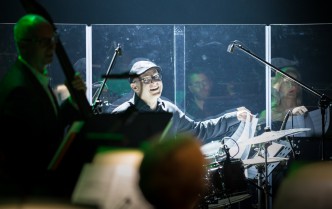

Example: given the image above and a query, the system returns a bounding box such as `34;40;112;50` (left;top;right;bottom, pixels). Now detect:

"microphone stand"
280;110;297;159
92;43;122;114
228;40;332;161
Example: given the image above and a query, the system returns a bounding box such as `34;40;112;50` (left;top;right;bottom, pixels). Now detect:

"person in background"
185;68;241;121
0;14;86;199
138;133;207;209
258;57;308;130
185;68;215;120
111;59;253;144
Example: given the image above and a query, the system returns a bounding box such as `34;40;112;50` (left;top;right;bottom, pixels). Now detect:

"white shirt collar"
18;55;50;88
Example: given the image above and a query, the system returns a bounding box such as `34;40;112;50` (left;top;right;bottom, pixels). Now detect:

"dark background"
1;0;331;25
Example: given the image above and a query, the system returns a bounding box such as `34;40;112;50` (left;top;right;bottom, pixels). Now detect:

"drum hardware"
201;139;225;157
199;128;310;209
245;127;274;209
255;163;272;209
199;158;251;209
242;156;288;168
242;127;310;209
201;139;228;165
198;141;257;208
245;127;296;209
238;128;311;146
258;137;272;209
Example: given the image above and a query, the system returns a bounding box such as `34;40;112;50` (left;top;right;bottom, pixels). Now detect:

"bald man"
0;14;86;198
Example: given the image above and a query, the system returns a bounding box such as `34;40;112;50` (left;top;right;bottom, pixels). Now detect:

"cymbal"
243;156;288;165
239;128;311;145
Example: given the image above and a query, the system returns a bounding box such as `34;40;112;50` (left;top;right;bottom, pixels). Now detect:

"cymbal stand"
255;140;272;209
256;164;264;209
263;142;271;209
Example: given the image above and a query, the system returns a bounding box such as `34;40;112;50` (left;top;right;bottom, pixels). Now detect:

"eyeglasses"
190;80;210;88
281;78;299;88
21;33;58;47
138;73;162;84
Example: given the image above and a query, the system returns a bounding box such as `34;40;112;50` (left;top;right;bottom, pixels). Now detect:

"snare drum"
200;158;251;208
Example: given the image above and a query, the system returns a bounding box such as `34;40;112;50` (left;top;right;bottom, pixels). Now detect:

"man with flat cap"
111;59;253;143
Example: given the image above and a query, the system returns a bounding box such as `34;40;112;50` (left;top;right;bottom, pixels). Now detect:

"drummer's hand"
291;106;308;115
236;106;253;122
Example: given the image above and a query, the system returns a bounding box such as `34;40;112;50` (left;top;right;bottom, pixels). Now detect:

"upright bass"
20;0;94;119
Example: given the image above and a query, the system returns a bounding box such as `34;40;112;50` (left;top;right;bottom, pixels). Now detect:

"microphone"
227;42;235;53
115;43;122;56
227;40;242;53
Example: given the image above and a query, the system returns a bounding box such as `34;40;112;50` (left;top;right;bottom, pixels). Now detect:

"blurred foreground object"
273;161;332;209
139;134;207;209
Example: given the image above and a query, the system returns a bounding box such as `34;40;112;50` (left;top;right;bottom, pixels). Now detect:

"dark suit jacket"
0;60;81;197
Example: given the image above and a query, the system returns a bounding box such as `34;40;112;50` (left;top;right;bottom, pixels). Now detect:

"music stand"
47;111;172;196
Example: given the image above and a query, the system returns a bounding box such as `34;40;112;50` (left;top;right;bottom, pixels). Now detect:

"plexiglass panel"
0;24;16;79
183;25;266;120
91;24;175;112
91;24;266;116
1;23;331;134
269;24;332;133
49;24;87;87
0;23;86;104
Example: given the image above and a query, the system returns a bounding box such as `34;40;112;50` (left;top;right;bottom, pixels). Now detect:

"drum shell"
200;159;251;207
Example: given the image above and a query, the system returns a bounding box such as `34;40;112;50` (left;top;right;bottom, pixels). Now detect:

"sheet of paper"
72;163;115;207
227;113;258;160
102;165;153;209
72;163;153;209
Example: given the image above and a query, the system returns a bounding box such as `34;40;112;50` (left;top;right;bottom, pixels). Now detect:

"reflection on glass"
259;58;304;130
184;25;266;121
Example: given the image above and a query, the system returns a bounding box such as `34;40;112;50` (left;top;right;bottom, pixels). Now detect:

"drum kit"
197;128;311;209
